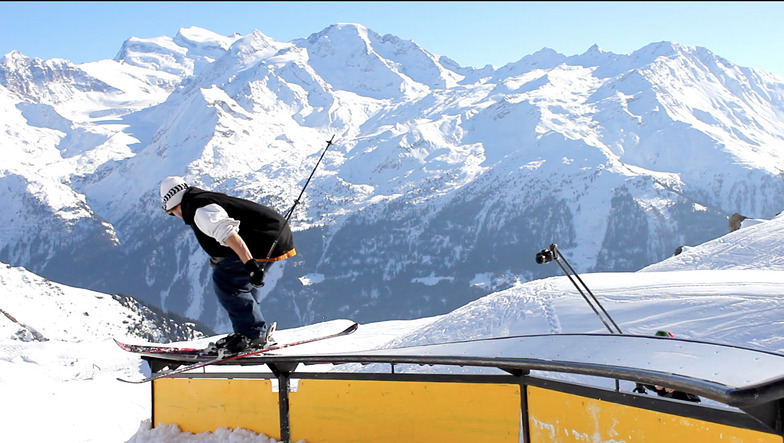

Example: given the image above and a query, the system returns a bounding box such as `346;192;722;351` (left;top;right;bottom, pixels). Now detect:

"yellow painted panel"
289;379;521;443
527;386;782;442
153;378;279;438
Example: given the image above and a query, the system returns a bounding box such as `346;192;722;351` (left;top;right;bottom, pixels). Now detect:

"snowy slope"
0;263;209;344
384;268;784;353
641;213;784;272
0;261;210;441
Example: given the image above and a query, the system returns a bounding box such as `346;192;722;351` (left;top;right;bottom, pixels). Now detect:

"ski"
117;321;359;384
114;322;278;357
113;338;204;356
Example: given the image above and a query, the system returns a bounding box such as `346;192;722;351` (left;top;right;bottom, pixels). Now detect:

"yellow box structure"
143;332;784;442
526;386;782;442
288;379;521;443
153;378;280;438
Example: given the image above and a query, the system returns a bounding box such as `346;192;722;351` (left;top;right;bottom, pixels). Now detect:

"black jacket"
180;187;295;260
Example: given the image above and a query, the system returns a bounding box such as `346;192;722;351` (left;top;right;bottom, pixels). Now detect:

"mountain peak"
174;26;240;52
303;22;375;50
223;29;282;66
2;50;29;62
333;22;369;32
523;47;566;64
633;41;688;59
1;50;32;71
315;23;370;37
114;28;247;76
497;47;567;77
1;50;74;66
584;44;605;55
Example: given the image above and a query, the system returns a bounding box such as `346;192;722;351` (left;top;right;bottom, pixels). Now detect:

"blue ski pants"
212;255;265;339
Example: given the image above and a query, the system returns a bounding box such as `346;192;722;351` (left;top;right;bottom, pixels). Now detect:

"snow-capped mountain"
1;24;784;331
0;262;211;344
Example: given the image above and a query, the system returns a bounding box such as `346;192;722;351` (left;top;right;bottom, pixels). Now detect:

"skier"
633;330;701;403
159;176;296;352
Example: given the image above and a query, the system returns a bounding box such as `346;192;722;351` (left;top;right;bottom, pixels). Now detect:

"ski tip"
113;338;132;351
116;377;144;384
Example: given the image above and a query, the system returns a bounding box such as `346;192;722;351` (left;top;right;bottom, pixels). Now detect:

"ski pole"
553;244;622;334
536;244;624;393
535;243;623;334
262;135;335;269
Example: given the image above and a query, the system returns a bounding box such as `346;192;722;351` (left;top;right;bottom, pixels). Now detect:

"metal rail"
144;332;784;430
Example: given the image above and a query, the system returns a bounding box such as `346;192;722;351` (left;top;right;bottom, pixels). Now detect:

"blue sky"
1;1;783;77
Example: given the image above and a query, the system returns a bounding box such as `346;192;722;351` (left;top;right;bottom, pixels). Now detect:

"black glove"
244;259;265;287
633;383;647;394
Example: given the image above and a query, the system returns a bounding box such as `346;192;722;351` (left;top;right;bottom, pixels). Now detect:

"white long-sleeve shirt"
193;203;240;246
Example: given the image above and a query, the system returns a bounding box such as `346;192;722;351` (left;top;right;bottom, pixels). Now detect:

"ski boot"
203;332;251;358
250;321;277;349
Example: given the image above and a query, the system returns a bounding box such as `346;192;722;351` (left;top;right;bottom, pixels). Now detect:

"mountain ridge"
0;262;211;343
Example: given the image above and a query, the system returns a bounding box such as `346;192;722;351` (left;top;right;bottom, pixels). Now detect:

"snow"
411;272;454;286
2;214;784;441
297;273;324;286
127;422;284;443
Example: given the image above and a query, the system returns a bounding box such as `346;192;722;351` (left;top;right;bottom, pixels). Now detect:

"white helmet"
160;176;189;212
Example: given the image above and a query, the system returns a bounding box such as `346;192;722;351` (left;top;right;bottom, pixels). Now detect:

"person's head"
655;330;674;338
160;176;189;216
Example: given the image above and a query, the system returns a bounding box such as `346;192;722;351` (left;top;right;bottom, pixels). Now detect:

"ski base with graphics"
116;320;359;384
113;339;204;356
